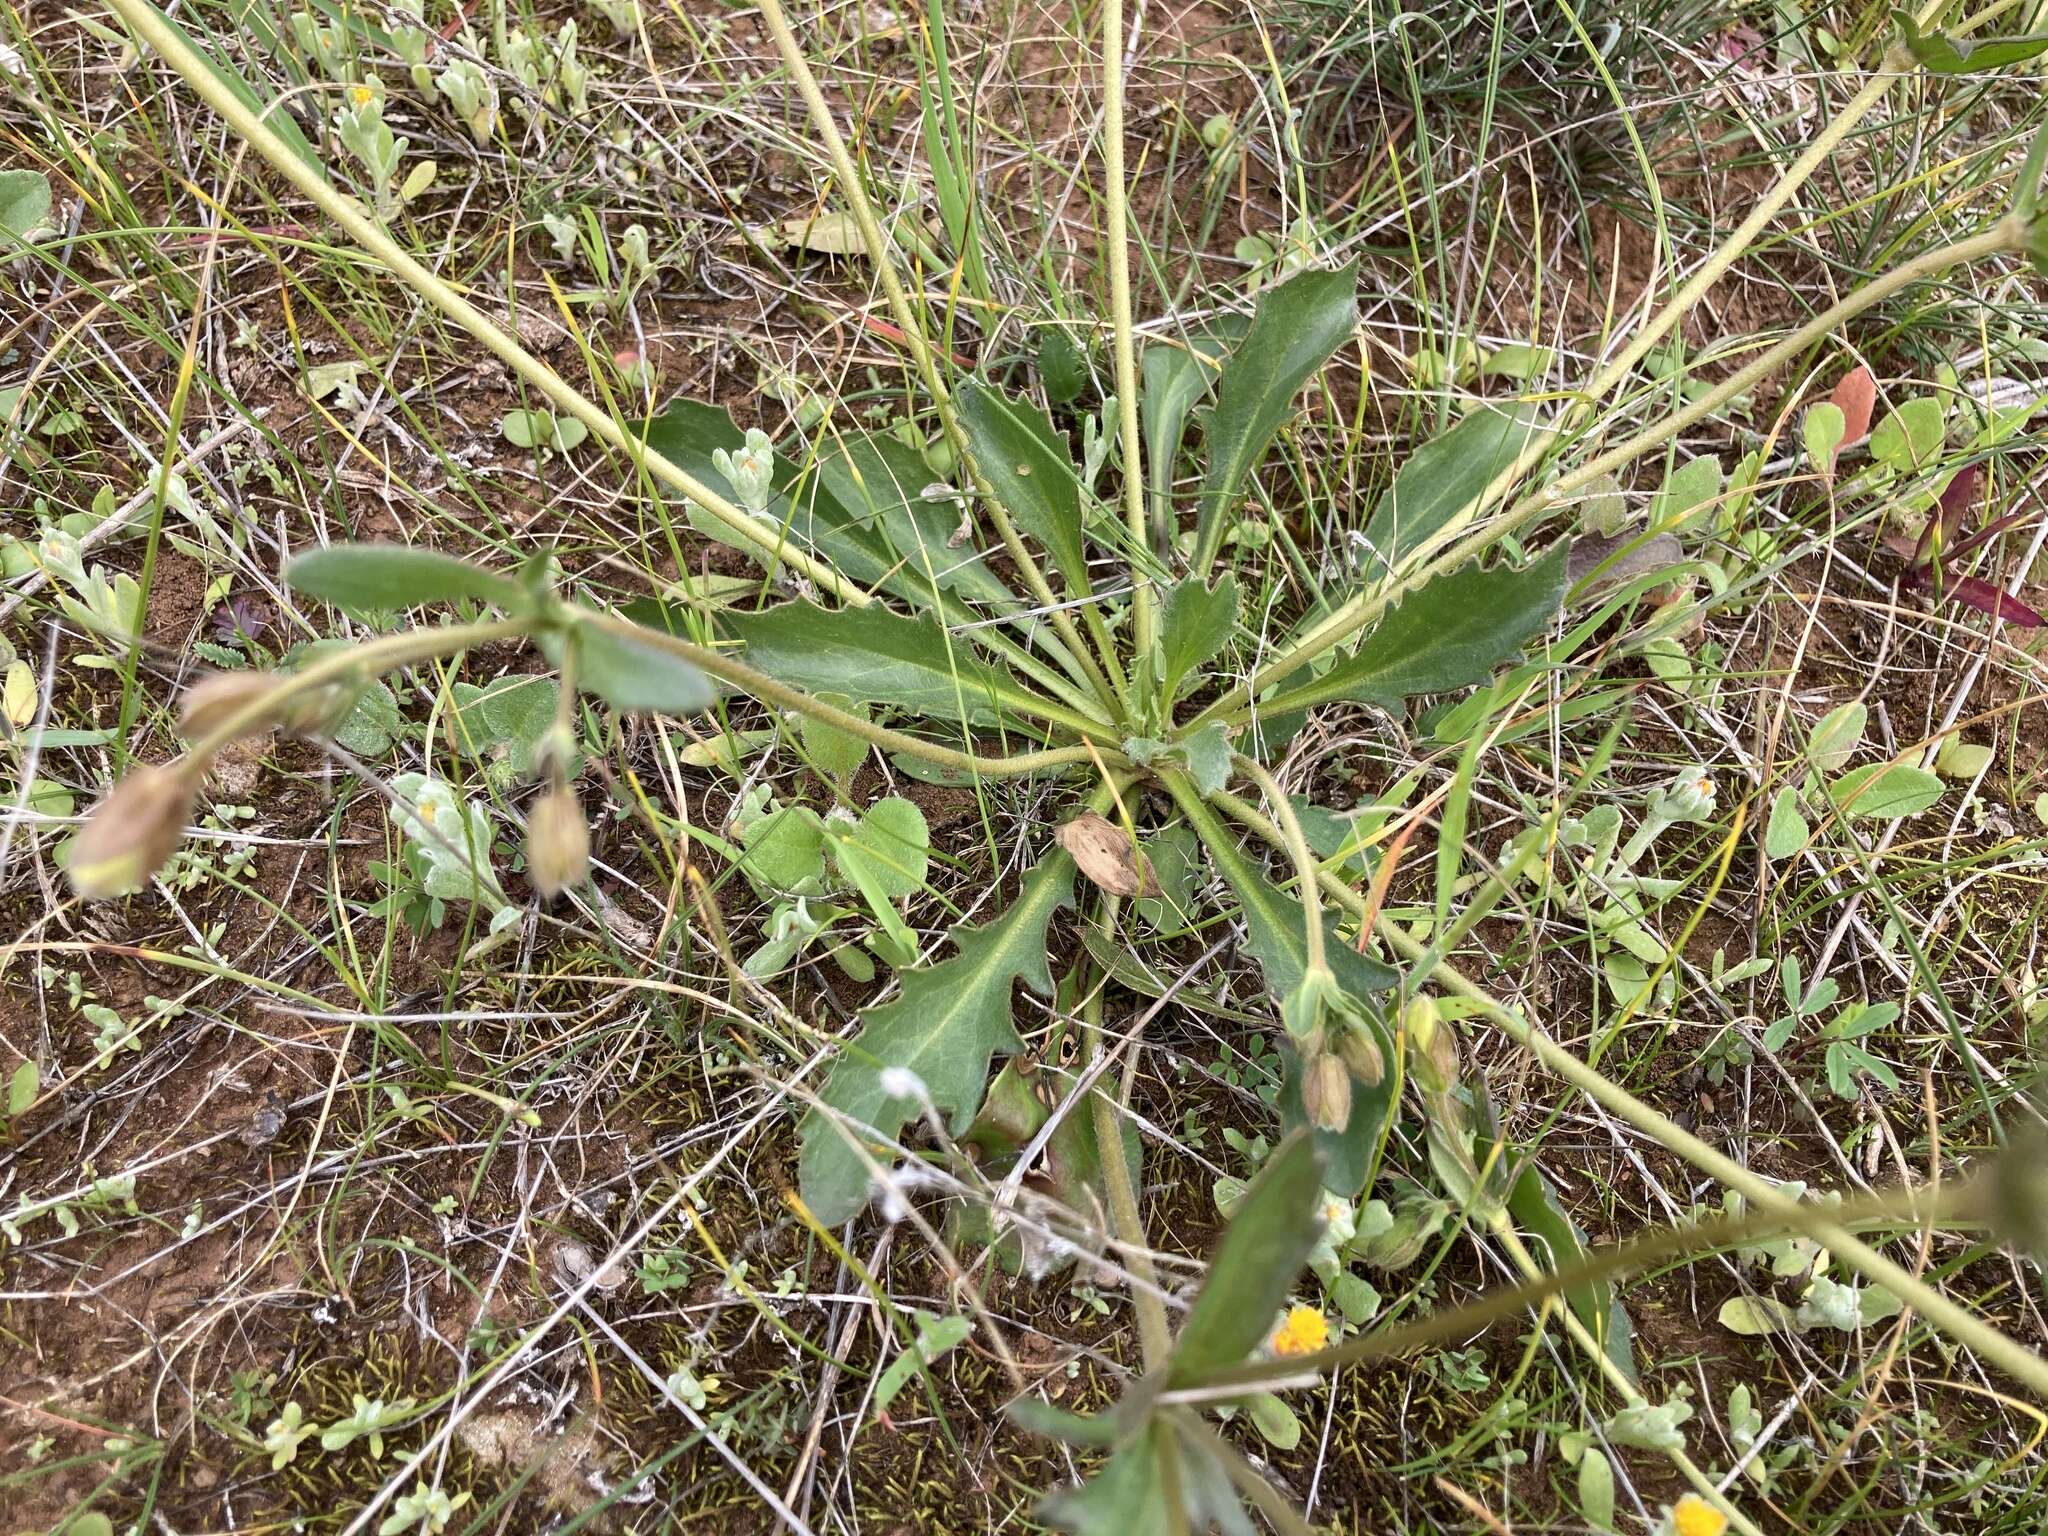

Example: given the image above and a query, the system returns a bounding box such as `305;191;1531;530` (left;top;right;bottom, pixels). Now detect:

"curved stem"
105;0;865;607
1193;221;2023;734
187;616;534;763
754;0;1129;717
1085;895;1172;1369
1233;754;1324;975
1180;1175;1974;1393
1208;786;2048;1401
590;613;1118;778
1100;0;1153;659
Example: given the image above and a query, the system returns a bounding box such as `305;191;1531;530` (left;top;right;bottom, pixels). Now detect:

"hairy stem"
1180;1175;1975;1392
1208;787;2048;1400
590;613;1118;777
1232;754;1325;975
104;0;866;606
189;617;534;763
1085;898;1173;1369
1100;0;1154;658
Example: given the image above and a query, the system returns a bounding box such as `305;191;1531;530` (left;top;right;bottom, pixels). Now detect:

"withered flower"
69;764;197;899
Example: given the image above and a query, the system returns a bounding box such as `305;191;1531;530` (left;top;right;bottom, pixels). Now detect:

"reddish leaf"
1947;508;2032;564
1942;575;2044;627
1918;464;1981;564
1829;365;1876;446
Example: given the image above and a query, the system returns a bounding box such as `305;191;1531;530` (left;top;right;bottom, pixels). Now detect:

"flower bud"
1336;1022;1385;1087
525;787;589;898
1404;994;1457;1094
179;671;283;743
275;680;358;738
1301;1049;1351;1132
1661;768;1718;823
1354;1194;1449;1273
69;765;196;899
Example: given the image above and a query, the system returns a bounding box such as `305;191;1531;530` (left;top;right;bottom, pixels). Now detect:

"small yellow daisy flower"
349;84;377;108
1269;1305;1328;1357
1670;1493;1730;1536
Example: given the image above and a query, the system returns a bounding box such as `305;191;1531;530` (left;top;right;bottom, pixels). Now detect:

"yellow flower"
349;84;377;107
1269;1305;1328;1357
1670;1494;1730;1536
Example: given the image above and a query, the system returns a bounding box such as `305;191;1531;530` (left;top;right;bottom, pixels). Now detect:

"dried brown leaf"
1830;364;1876;446
1055;811;1159;898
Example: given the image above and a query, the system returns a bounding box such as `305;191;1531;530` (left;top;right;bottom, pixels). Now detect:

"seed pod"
525;786;589;898
69;765;196;899
1301;1049;1351;1132
179;671;283;743
1336;1022;1385;1087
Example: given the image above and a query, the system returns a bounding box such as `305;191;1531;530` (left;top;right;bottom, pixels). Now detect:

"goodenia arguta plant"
76;0;2048;1527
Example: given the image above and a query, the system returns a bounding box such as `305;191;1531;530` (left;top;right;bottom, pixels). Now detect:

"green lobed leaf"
1140;319;1244;544
1506;1162;1636;1383
872;1312;973;1417
1579;1450;1616;1532
957;382;1092;597
1177;721;1234;795
1261;546;1568;716
7;1059;36;1118
1362;402;1549;567
1868;397;1944;475
1039;1422;1175;1536
1193;265;1359;571
570;621;716;716
450;675;559;763
1805;701;1866;774
798;849;1075;1224
724;602;1024;724
0;169;53;246
800;693;870;787
1167;1130;1324;1385
1009;1399;1122;1448
287;544;526;612
642;400;905;597
1037;329;1089;404
827;796;930;901
1155;574;1238;707
1894;7;2048;72
813;425;1013;608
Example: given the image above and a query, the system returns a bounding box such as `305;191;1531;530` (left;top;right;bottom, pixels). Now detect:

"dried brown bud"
278;681;362;738
69;765;196;899
1336;1022;1385;1087
525;787;589;899
1301;1049;1352;1132
178;671;285;743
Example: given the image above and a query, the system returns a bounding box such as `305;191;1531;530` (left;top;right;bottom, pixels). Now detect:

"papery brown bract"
178;670;284;742
525;787;589;898
69;765;196;899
